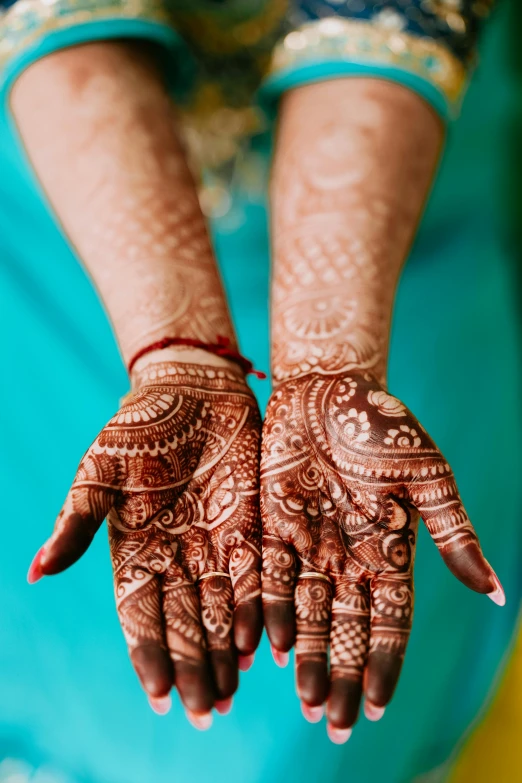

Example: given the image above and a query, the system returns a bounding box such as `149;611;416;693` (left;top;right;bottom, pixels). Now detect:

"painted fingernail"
148;694;171;716
487;571;506;607
301;702;324;723
271;647;289;668
215;697;233;715
327;723;352;745
238;653;255;672
364;701;385;722
27;547;46;584
186;710;213;731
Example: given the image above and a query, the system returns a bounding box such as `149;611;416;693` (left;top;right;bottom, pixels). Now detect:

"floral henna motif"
261;372;503;728
37;360;262;712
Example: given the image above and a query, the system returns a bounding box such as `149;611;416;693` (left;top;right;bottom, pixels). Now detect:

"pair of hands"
29;355;503;740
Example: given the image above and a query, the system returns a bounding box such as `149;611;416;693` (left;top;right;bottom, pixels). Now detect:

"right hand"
29;356;262;725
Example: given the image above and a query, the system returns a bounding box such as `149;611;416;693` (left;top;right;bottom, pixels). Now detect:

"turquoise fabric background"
0;3;520;782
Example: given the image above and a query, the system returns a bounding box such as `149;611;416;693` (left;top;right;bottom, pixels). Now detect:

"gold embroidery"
268;17;466;105
0;0;172;70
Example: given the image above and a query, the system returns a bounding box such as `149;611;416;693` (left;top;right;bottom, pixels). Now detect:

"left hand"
261;371;504;738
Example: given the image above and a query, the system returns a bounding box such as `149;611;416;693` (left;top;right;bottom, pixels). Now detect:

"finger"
410;474;503;599
37;452;117;576
230;540;263;655
262;535;298;652
295;574;333;707
365;573;413;708
327;577;370;729
110;526;174;699
199;573;238;700
162;561;216;714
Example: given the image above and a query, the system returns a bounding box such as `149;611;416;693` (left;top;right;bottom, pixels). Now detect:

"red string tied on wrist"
128;335;267;379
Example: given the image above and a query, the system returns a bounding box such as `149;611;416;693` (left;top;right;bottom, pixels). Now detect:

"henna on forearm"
262;79;504;742
15;42;263;720
270;79;443;386
11;41;237;365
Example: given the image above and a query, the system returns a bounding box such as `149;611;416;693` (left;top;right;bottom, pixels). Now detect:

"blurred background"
0;0;521;781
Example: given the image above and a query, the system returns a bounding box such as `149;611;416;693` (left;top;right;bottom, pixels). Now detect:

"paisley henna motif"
261;371;503;730
39;360;262;711
262;80;503;738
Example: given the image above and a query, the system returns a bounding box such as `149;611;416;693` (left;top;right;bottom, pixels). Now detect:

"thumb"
29;452;117;581
408;475;505;605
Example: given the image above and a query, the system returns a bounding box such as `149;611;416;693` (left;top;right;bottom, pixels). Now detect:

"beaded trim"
0;0;171;71
268;17;466;105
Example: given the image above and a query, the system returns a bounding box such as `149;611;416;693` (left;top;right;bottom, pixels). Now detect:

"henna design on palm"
261;371;504;731
32;360;262;715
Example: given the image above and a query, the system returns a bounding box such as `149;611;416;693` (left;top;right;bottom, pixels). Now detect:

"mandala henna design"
270;81;445;386
261;371;503;726
263;79;503;735
39;360;262;708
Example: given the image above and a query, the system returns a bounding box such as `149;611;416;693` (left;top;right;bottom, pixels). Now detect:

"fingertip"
174;660;216;715
234;599;263;655
364;700;385;722
327;723;352;745
186;710;213;731
215;697;233;715
263;602;295;653
301;702;324;723
131;644;174;699
27;547;46;584
238;653;255;672
209;649;238;700
365;650;402;708
326;677;361;729
296;658;329;707
148;694;172;716
271;646;289;668
442;543;495;594
487;571;506;606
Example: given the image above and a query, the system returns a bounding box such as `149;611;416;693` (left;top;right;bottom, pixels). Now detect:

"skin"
12;42;263;723
261;79;505;742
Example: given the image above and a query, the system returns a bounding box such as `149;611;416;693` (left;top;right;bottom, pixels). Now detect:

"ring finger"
294;572;333;707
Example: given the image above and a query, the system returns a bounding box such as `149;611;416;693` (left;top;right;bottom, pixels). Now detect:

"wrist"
271;345;387;389
131;346;246;384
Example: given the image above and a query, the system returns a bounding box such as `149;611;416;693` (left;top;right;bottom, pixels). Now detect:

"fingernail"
186;710;212;731
487;571;506;607
148;694;171;716
238;653;255;672
301;702;324;723
27;547;46;584
327;723;352;745
364;701;385;722
215;697;233;715
271;647;289;668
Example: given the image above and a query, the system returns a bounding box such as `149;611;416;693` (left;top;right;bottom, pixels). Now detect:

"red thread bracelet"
127;335;267;379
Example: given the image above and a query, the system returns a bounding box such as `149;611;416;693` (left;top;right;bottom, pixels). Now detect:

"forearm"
270;79;444;386
11;41;235;371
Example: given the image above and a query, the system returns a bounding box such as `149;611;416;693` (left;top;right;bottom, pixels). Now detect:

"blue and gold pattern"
0;0;495;210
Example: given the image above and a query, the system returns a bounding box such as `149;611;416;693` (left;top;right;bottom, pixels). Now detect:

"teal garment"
0;8;521;783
